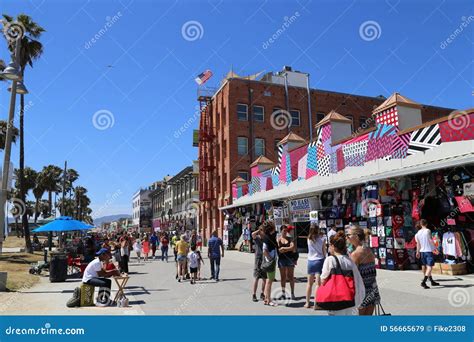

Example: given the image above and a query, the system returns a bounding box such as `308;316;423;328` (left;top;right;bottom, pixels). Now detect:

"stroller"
29;249;49;275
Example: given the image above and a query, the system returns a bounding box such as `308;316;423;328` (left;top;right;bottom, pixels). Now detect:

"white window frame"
290;109;301;126
253;105;264;122
255;138;265;157
237;103;248;121
237;136;248;156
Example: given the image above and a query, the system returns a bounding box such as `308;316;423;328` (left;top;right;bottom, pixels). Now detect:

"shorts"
307;258;325;275
177;254;187;263
278;255;295;268
253;256;267;279
190;267;198;273
267;270;276;281
420;252;435;266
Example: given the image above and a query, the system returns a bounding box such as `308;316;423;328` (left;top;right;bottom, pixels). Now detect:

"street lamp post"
0;30;24;254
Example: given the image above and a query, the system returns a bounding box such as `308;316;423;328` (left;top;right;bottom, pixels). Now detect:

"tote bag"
316;256;356;310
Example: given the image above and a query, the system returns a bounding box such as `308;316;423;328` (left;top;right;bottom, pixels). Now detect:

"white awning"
220;140;474;210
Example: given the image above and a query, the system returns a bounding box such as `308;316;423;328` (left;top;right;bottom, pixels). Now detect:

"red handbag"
316;256;356;310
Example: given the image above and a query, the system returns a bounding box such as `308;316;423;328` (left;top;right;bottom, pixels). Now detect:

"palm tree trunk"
48;191;52;217
34;198;39;223
19;93;32;253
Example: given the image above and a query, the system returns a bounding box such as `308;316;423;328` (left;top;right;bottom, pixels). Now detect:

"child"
196;250;204;280
133;239;142;263
142;236;150;262
187;246;199;284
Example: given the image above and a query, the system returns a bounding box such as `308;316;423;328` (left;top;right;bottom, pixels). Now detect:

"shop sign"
292;212;310;222
289;198;311;212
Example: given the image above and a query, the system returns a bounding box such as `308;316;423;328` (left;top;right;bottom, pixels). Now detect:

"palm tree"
39;165;62;217
74;186;89;221
0;120;19;150
13;167;37;252
32;180;45;223
3;14;45;254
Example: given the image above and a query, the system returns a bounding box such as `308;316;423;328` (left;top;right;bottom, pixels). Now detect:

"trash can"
49;251;67;282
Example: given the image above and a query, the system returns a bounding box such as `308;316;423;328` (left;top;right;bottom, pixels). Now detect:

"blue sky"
0;0;472;217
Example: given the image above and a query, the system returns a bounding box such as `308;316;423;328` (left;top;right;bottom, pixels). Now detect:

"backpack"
316;256;356;311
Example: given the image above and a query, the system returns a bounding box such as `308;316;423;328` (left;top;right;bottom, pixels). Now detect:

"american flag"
195;69;213;85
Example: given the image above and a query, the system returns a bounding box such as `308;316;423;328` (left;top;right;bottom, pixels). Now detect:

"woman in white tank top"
305;224;326;309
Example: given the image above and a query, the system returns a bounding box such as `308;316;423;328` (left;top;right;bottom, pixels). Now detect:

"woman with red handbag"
317;231;365;315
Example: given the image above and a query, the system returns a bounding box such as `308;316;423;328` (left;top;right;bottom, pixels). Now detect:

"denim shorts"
307;258;325;275
420;252;435;266
177;254;187;263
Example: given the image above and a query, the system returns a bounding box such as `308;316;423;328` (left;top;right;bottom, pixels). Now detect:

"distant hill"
94;214;131;226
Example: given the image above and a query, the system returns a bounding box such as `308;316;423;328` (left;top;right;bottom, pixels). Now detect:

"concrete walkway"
0;249;472;315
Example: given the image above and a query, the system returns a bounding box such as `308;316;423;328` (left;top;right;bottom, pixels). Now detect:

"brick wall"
198;77;454;237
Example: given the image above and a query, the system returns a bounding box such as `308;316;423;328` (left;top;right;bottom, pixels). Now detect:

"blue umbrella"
33;216;94;233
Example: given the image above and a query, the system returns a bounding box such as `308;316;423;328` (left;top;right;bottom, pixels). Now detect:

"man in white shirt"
415;219;440;289
82;248;120;305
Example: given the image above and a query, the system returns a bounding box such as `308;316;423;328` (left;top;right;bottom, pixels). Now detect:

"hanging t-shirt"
368;202;378;218
364;182;379;200
442;232;457;257
455;197;474;213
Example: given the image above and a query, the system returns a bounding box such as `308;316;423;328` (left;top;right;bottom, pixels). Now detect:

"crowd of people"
68;217;441;314
250;221;382;315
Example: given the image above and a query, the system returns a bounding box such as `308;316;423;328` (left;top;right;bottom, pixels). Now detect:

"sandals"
264;301;278;307
303;303;311;309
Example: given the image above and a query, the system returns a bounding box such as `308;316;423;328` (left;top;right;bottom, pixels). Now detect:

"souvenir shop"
227;164;473;274
296;165;473;273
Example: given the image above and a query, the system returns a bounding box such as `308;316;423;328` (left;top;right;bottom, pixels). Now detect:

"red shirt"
161;238;169;247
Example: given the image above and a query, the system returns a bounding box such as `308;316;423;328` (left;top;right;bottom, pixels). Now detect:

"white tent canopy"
220;140;474;210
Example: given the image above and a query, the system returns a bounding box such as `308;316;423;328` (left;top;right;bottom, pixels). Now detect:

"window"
290;110;300;126
255;138;265;157
316;112;325;123
238;171;249;181
237;104;248;121
359;116;368;128
264;91;272;97
346;115;354;131
237;136;248;155
253;105;264;122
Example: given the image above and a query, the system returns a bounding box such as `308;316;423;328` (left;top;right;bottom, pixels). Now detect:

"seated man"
82;248;120;306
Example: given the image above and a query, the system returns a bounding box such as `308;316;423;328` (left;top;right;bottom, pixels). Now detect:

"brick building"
198;67;454;239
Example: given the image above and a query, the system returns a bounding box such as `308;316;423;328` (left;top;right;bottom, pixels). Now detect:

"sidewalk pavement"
0;274;145;316
0;248;472;315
